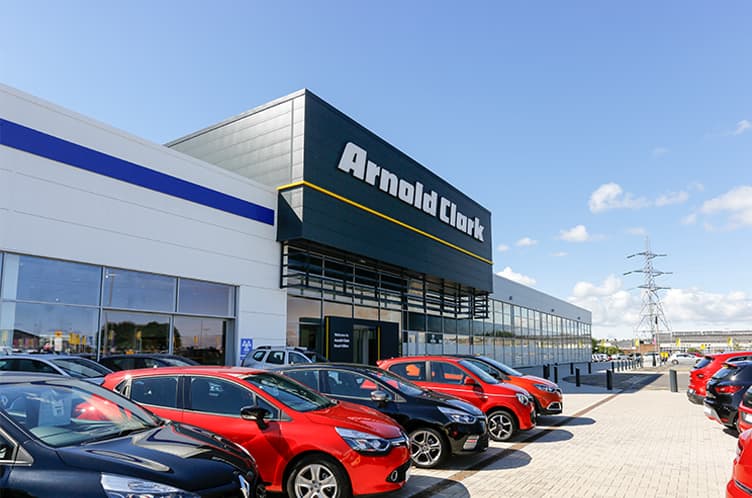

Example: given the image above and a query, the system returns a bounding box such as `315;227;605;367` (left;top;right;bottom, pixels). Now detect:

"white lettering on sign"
333;332;350;349
337;142;485;242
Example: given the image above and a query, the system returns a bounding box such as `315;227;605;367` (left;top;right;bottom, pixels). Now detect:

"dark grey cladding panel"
297;188;492;291
295;95;493;291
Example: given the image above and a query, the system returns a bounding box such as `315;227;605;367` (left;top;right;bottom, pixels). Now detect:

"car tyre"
286;454;351;498
671;360;678;365
409;427;448;468
488;409;517;442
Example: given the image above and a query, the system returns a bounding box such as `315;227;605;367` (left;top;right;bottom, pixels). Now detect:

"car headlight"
515;393;530;405
534;383;557;393
438;406;477;424
335;427;391;454
101;474;199;498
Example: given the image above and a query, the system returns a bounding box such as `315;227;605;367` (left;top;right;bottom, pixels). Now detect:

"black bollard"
607;369;613;390
669;369;678;393
611;361;616;372
588;362;592;374
576;368;581;387
652;354;656;367
554;365;559;383
570;362;574;375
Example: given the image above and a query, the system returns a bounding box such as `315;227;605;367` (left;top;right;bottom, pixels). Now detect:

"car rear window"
713;366;738;379
694;357;713;370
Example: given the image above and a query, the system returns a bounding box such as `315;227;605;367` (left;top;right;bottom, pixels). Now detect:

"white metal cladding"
0;84;287;356
491;274;591;323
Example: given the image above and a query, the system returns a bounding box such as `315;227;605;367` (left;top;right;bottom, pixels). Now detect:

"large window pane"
102;311;170;355
1;254;100;305
173;316;227;365
178;279;235;316
103;268;176;312
0;301;98;353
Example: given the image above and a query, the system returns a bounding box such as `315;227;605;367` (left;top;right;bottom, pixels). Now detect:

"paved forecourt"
387;366;737;498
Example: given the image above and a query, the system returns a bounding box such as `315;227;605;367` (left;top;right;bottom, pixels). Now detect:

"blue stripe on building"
0;118;275;226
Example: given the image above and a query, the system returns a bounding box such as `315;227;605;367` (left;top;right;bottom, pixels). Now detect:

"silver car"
0;354;112;383
241;346;327;369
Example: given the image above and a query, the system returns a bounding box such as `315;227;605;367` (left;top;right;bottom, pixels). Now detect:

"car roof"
101;354;191;359
5;354;91;361
275;363;381;372
380;355;464;363
0;372;83;384
104;365;267;381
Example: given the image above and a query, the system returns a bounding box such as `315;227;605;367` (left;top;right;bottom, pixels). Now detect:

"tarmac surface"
381;363;736;498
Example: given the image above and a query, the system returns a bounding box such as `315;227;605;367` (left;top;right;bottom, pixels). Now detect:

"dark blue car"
0;374;264;497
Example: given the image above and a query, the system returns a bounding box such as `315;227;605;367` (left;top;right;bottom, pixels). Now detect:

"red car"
688;352;752;405
728;428;752;497
102;367;410;497
454;355;563;415
378;356;535;441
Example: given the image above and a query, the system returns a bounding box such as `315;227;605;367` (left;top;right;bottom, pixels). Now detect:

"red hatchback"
728;429;752;497
378;356;535;441
688;352;752;405
102;367;410;497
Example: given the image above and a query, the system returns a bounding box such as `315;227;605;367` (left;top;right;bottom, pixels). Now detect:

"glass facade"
403;298;591;368
0;252;236;365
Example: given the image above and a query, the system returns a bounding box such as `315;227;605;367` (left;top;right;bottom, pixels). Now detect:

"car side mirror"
463;377;477;386
370;390;391;405
240;406;270;429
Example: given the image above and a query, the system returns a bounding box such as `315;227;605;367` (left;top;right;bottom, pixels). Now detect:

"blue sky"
2;1;751;338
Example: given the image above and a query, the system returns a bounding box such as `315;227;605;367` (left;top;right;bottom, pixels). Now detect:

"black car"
0;374;264;497
99;353;200;371
704;361;752;431
277;363;488;468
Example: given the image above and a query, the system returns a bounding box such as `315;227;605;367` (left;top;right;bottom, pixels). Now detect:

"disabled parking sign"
239;338;253;365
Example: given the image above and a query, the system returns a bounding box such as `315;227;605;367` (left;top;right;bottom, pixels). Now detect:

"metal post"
607;369;613;390
575;368;581;387
588;362;592;374
652;354;656;367
543;364;549;379
554;365;559;383
570;362;574;375
669;369;678;392
611;361;615;372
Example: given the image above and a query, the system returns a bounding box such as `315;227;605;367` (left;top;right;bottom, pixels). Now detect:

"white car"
668;352;698;366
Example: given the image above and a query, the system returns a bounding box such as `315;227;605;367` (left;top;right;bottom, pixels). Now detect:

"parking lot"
380;365;735;498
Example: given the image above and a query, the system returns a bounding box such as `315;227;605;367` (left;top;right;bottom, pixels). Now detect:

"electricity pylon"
624;237;672;353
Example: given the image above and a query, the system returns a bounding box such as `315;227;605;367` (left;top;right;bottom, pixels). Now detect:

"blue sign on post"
239;338;254;365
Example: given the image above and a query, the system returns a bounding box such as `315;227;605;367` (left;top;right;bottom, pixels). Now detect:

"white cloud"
655;190;689;207
516;237;538;247
734;119;751;136
496;267;536;286
568;274;752;339
589;183;649;213
626;227;647;236
558;224;590;242
551;251;568;257
496;244;510;252
681;213;697;225
698;185;752;229
651;147;669;158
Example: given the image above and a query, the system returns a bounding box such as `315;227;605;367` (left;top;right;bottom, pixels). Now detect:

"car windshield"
370;369;424;396
477;356;523;377
303;351;328;362
244;372;334;412
459;360;500;384
0;379;160;448
50;358;112;378
159;357;197;366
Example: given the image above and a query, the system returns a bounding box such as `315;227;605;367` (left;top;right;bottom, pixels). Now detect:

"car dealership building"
0;84;591;367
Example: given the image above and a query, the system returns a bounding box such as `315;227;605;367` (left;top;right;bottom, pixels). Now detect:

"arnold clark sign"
337;142;486;243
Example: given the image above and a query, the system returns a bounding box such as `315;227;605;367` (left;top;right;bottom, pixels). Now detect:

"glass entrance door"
353;324;378;365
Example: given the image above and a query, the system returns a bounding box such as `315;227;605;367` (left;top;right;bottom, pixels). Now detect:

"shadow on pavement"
521;428;573;443
385;475;471;498
439;446;531;471
539;415;595;427
563;372;664;392
472;448;532;471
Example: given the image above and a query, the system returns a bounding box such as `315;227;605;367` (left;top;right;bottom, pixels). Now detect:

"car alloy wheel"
286;455;350;498
488;409;517;442
409;427;447;468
